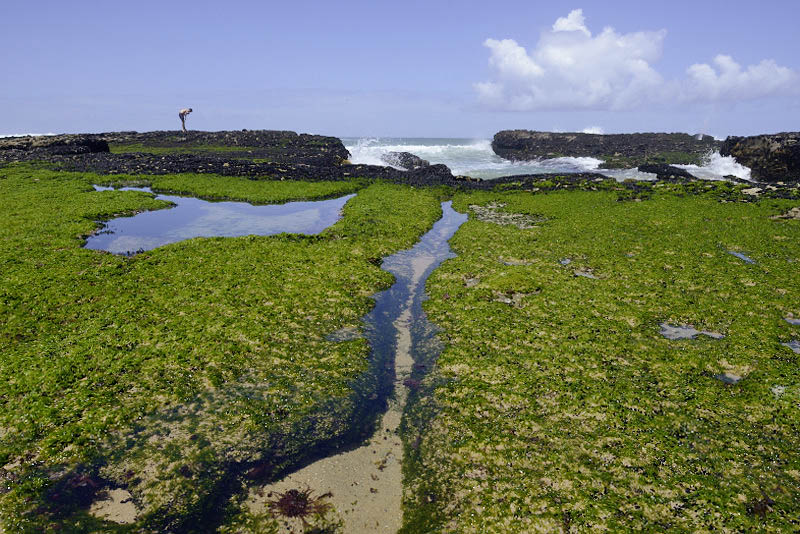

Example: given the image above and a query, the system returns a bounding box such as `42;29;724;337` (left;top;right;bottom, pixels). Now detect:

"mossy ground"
109;143;256;156
402;186;800;532
3;161;799;533
0;164;441;532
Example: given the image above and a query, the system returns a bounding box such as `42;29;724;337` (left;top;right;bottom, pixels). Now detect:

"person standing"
178;108;192;132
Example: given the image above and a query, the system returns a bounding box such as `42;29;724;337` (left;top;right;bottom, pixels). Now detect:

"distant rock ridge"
3;130;797;191
0;130;473;187
0;134;109;155
721;132;800;182
492;130;721;169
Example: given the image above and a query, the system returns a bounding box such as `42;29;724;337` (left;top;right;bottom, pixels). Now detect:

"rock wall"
720;133;800;182
492;130;720;168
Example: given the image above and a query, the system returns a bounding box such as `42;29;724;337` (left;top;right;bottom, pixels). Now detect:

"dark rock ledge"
492;130;721;169
721;133;800;183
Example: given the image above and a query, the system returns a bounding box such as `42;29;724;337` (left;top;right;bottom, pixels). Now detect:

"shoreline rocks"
492;130;720;169
721;132;800;182
0;134;109;155
637;163;697;181
380;151;430;171
3;130;797;194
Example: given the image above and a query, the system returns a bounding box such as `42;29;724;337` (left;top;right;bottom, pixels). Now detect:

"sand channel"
247;201;467;533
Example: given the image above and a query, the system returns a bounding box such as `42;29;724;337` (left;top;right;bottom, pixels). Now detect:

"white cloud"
552;9;590;37
581;126;604;134
685;55;797;101
476;10;798;111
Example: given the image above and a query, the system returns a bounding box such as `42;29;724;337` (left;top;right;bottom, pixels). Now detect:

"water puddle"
782;340;800;354
573;268;598;279
86;186;354;255
248;202;467;533
727;250;756;264
660;323;725;340
714;372;742;385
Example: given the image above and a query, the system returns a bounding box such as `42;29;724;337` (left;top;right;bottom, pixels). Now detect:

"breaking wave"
343;138;750;182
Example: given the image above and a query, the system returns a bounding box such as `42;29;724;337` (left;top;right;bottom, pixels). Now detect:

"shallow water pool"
85;186;354;255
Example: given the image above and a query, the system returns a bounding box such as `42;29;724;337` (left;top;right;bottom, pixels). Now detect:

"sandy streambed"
248;202;466;533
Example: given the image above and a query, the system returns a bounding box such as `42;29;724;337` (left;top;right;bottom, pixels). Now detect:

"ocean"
342;137;752;182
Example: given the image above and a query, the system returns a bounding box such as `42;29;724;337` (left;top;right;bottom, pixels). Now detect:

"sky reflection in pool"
86;186;354;255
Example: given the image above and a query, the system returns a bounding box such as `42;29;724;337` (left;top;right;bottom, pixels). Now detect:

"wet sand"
249;253;435;533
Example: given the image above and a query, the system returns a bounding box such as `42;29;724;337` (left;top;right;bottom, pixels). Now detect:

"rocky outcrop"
720;133;800;182
637;164;697;181
492;130;720;169
97;130;350;166
0;134;109;155
380;151;430;171
0;130;348;169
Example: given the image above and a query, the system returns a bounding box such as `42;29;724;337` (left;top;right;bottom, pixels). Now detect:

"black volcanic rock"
0;130;348;170
0;134;109;155
637;164;697;181
380;151;430;170
492;130;720;168
721;133;800;182
96;130;350;166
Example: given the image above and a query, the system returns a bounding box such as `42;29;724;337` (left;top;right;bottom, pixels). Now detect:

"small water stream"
249;201;467;533
86;186;354;255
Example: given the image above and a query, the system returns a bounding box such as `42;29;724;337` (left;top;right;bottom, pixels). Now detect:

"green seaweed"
0;165;441;532
109;143;257;155
403;187;800;532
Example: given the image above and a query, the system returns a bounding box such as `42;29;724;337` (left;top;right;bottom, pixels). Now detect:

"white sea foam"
676;151;752;181
342;138;751;182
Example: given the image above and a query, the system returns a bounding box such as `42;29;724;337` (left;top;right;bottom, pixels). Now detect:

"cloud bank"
476;9;798;111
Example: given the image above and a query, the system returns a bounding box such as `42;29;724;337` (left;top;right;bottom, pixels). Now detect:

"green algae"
109;143;256;155
598;151;704;169
0;164;441;532
4;162;800;533
94;172;364;204
403;187;800;533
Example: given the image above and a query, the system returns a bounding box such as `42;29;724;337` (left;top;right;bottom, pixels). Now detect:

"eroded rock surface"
721;132;800;182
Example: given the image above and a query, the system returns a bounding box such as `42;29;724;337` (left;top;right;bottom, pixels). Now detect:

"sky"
2;0;799;138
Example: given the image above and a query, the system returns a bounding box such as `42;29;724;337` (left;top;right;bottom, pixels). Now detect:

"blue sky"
2;0;798;138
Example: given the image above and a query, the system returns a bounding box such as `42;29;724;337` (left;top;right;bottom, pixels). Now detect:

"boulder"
637;163;697;181
407;163;453;181
380;151;430;171
720;133;800;182
492;130;720;168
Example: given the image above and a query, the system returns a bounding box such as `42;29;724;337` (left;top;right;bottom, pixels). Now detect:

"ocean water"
343;137;752;182
0;133;55;138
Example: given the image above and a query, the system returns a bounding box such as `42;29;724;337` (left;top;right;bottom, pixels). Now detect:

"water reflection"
86;186;354;255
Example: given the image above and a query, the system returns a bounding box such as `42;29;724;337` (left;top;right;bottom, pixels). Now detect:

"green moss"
0;165;441;532
403;187;800;532
599;151;704;169
93;172;364;204
109;143;256;155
